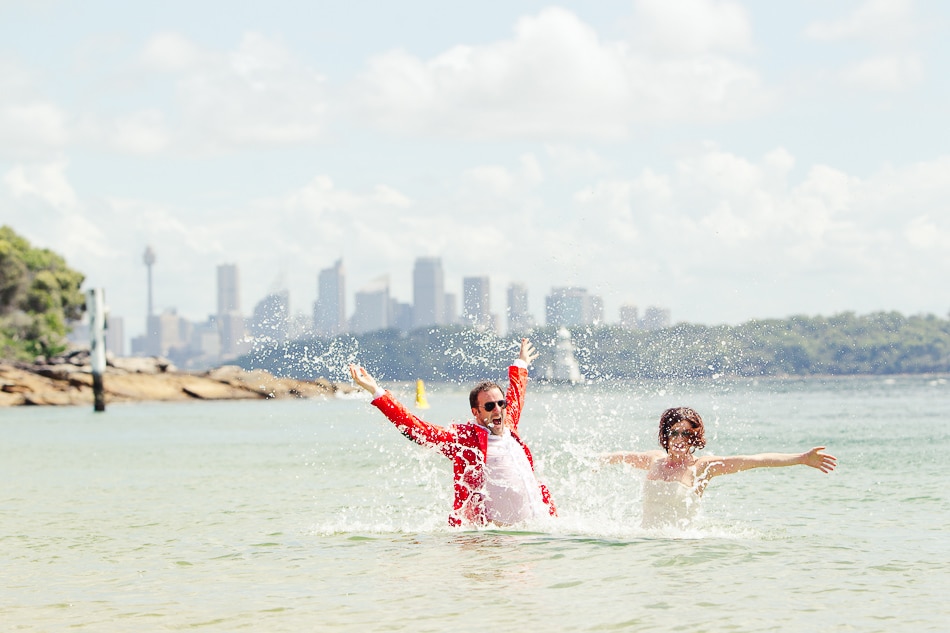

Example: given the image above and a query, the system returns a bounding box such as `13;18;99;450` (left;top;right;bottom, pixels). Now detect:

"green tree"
238;311;950;380
0;226;86;360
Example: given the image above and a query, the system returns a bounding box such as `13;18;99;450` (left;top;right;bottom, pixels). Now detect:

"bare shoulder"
635;450;668;468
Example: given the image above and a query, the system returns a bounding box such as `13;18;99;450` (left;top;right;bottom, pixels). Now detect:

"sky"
2;0;949;339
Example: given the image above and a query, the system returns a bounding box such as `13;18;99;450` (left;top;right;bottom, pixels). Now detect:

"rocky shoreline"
0;351;355;407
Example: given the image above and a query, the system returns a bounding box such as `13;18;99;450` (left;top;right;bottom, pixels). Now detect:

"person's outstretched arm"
600;450;663;469
348;364;454;450
506;338;538;433
701;447;837;479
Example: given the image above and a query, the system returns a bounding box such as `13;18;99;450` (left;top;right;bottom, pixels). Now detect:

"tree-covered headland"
242;311;950;382
0;226;86;360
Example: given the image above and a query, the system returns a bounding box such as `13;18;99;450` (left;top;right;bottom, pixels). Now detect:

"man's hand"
349;364;380;394
518;338;539;366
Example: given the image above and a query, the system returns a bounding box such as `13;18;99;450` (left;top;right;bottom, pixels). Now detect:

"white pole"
87;288;107;412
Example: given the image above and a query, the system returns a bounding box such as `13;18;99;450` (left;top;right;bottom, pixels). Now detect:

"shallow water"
3;375;949;631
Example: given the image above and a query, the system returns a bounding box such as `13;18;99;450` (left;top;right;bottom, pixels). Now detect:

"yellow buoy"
415;379;430;409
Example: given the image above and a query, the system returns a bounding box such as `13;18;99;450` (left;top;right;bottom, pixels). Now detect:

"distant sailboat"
546;327;583;383
415;379;431;409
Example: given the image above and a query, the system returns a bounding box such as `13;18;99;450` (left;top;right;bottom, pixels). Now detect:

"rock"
108;356;177;374
0;391;25;406
23;389;86;406
180;377;259;400
31;364;84;381
204;365;338;399
0;360;344;407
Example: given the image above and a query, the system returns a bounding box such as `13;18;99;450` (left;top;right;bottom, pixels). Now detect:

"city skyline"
3;1;950;335
131;253;669;334
109;254;671;367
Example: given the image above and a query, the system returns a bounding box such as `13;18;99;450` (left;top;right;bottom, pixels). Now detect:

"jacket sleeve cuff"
512;359;528;369
372;387;386;400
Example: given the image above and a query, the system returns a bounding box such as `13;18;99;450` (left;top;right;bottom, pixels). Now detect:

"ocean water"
2;374;949;632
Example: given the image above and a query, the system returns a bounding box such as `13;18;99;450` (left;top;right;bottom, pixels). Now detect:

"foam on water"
305;380;777;542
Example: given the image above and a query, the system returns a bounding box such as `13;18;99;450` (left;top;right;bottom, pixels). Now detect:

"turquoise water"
2;375;949;631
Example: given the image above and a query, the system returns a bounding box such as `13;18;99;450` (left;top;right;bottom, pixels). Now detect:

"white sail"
548;327;582;383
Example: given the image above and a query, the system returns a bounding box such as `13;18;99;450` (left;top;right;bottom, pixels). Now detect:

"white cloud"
110;109;170;154
0;100;69;154
242;175;418;285
1;159;114;268
841;54;923;91
128;31;331;152
544;145;612;178
141;32;206;72
630;168;674;208
804;1;925;95
3;158;78;209
463;153;544;196
574;179;639;242
174;32;329;150
903;215;948;250
0;60;75;154
352;7;769;141
553;149;950;318
805;0;919;44
630;0;754;55
567;146;885;284
4;30;332;159
277;174;411;217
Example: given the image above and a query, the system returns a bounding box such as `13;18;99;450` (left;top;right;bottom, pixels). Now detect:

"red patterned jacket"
371;364;557;526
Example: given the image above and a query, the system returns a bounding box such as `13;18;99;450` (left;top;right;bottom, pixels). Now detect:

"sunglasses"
667;429;694;438
482;400;507;412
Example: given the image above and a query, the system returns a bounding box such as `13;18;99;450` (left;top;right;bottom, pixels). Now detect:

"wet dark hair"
658;407;707;452
469;381;503;409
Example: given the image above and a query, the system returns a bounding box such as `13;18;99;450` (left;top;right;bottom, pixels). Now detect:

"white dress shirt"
483;428;546;524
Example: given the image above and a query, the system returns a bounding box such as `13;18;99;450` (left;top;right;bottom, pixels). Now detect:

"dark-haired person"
601;407;836;529
348;338;557;527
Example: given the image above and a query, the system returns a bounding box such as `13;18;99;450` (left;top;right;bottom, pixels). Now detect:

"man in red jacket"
348;338;556;527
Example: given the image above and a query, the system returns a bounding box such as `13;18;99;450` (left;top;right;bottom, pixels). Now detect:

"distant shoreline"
4;352;947;408
0;354;355;407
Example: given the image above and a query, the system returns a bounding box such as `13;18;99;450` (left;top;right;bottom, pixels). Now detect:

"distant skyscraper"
642;306;672;330
146;308;183;356
444;292;457;325
545;287;604;327
413;257;445;328
216;263;245;356
105;315;125;357
314;259;346;337
250;290;290;343
350;276;390;334
462;276;492;329
217;312;246;358
189;317;221;360
391;300;413;332
590;295;604;324
619;304;640;330
507;282;534;334
216;264;240;316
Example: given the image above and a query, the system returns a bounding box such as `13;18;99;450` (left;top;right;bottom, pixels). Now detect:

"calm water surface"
3;375;949;631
